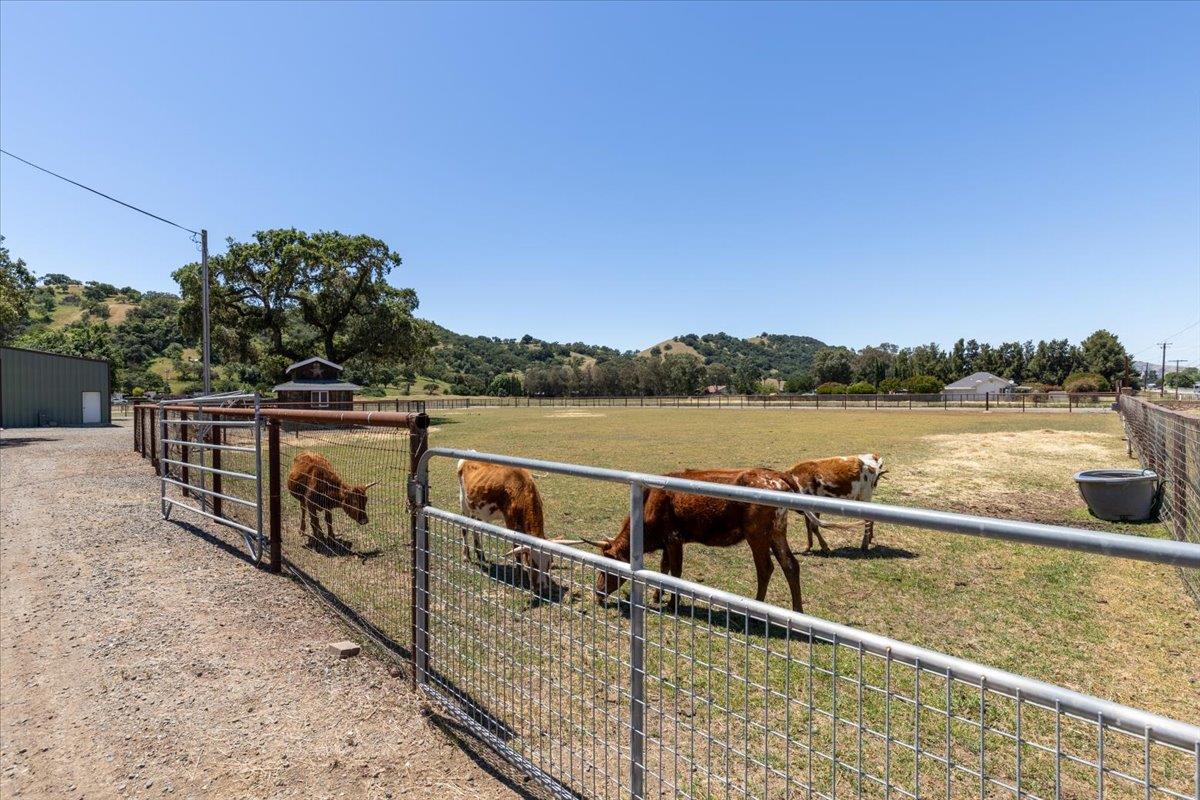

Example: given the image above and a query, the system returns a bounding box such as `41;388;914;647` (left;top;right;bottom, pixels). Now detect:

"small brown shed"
272;357;360;410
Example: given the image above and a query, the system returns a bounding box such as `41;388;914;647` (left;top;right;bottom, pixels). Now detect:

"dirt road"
0;424;524;800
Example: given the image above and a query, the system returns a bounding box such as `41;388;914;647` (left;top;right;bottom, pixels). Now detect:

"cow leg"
307;506;322;546
749;537;775;603
659;539;683;610
299;502;308;536
473;529;485;564
770;529;804;613
324;509;335;547
805;512;831;553
652;548;671;606
861;520;874;552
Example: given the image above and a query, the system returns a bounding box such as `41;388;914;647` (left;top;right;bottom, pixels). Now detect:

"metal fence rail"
1119;394;1200;601
413;449;1200;800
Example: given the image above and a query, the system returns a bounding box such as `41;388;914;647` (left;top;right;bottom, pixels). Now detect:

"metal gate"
158;392;265;562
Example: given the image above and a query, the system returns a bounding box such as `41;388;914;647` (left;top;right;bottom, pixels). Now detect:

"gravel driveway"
0;423;526;800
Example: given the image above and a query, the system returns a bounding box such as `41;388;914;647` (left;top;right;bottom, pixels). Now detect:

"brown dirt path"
0;424;525;800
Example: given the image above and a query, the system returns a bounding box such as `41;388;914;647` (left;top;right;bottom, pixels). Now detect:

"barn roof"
272;381;362;392
285;356;344;374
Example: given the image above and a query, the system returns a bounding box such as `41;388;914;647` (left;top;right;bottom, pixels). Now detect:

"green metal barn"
0;347;111;427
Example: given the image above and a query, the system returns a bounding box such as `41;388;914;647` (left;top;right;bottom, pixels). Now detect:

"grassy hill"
13;277;834;396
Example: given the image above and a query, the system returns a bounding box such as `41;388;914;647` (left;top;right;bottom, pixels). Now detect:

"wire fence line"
1119;394;1200;602
132;410;1200;800
424;392;1122;413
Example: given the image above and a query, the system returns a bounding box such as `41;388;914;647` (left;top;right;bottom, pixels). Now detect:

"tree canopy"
0;237;36;343
174;229;433;381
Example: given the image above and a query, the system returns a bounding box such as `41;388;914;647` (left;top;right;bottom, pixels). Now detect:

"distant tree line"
0;232;1145;399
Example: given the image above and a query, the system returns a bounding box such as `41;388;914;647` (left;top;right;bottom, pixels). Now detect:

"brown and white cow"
786;454;886;553
456;459;577;594
593;467;806;612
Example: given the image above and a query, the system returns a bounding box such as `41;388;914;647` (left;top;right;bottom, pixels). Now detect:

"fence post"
628;481;646;800
133;405;141;452
158;406;168;514
150;407;160;473
1171;418;1187;543
985;392;990;411
210;422;223;518
268;419;281;574
179;411;190;497
409;414;431;688
1068;395;1073;413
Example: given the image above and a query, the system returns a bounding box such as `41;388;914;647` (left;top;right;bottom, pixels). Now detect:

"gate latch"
407;477;427;508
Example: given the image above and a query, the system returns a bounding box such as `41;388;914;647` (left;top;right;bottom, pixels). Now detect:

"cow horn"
505;544;531;558
576;536;611;548
547;538;583;545
876;470;889;479
362;480;380;489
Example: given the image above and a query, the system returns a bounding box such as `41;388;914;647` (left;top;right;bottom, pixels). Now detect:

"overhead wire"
0;148;199;235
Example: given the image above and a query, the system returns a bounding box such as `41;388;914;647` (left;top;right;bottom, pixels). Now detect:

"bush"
878;377;905;394
816;382;847;394
904;375;944;394
846;381;876;394
783;373;816;393
359;385;387;397
1063;371;1110;393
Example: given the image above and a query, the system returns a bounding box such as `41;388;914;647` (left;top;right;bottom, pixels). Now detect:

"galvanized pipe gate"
158;392;266;562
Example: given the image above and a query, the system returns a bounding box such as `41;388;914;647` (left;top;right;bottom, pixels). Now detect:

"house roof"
944;371;1014;390
272;381;362;392
285;356;344;374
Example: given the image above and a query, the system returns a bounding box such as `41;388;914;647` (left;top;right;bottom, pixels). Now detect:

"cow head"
342;481;378;525
861;454;887;487
593;533;629;602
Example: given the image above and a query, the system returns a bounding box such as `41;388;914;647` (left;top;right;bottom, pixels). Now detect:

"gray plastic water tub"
1074;469;1160;522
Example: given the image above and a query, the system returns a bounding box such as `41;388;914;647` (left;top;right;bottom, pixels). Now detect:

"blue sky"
1;1;1197;363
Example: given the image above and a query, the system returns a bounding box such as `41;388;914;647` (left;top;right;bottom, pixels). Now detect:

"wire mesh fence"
274;416;418;656
1119;394;1200;601
416;506;1200;800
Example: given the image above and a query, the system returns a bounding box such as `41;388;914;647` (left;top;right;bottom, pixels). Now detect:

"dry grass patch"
897;429;1116;516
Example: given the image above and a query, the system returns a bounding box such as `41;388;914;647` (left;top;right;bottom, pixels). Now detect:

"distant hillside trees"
174;229;434;386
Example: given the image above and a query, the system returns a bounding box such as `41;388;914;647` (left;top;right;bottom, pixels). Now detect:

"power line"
1131;320;1200;358
0;148;199;236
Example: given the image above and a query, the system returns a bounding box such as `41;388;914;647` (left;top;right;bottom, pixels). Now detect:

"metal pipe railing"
418;448;1200;569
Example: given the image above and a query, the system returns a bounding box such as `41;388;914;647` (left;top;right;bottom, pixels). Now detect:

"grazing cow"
592;467;806;612
457;459;578;594
786;454;886;553
286;451;378;547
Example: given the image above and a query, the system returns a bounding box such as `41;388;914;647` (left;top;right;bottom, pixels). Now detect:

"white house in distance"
943;371;1015;395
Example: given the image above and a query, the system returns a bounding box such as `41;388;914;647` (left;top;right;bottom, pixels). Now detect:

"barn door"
81;391;101;424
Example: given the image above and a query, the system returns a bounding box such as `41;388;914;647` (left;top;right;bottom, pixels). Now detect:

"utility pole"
1169;358;1189;399
1158;342;1170;397
201;229;211;395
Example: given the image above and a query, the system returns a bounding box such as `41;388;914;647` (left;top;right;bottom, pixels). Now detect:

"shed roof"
0;345;110;365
